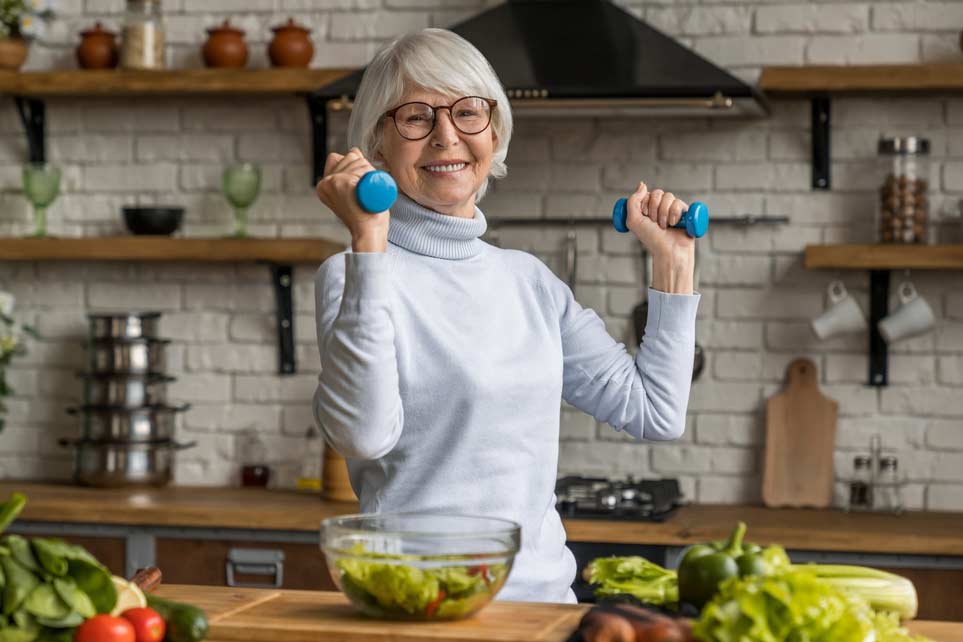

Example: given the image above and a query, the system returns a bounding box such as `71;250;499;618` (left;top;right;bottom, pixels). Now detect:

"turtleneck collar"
387;193;487;260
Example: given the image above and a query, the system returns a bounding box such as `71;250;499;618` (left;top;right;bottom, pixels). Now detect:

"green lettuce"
694;568;881;642
588;556;678;605
334;545;507;619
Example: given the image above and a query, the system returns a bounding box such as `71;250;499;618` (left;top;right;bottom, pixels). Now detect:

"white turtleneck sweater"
313;194;699;604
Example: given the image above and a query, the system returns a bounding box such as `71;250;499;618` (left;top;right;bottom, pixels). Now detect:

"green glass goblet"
22;163;61;238
222;163;262;238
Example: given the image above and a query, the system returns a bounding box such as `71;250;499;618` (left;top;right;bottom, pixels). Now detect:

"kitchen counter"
6;481;963;556
153;584;963;642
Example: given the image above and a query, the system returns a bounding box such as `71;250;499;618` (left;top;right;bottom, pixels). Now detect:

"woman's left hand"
623;181;696;294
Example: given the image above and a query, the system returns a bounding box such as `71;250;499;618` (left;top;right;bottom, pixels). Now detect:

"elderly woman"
313;28;699;604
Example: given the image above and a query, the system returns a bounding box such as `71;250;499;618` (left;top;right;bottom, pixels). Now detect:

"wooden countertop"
154;584;962;642
6;482;963;556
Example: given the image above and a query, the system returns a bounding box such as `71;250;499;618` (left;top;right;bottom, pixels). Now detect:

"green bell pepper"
677;521;784;608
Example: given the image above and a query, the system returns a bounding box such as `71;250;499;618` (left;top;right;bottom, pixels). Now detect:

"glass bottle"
240;431;271;488
877;136;931;244
295;426;323;492
875;456;903;514
848;455;873;510
120;0;166;70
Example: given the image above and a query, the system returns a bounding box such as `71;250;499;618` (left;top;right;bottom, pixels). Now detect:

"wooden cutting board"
762;358;838;508
153;585;586;642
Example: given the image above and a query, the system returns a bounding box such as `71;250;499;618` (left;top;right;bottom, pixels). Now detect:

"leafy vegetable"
694;568;876;642
0;493;120;641
587;556;678;605
334;545;508;620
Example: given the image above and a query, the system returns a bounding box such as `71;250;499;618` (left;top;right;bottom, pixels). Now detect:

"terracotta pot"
0;36;29;71
268;18;313;68
202;19;247;68
76;22;119;70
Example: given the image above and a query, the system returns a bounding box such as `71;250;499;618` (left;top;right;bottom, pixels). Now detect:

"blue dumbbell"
612;197;709;238
356;170;398;213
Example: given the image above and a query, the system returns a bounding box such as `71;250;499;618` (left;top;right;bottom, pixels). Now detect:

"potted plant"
0;291;38;433
0;0;55;70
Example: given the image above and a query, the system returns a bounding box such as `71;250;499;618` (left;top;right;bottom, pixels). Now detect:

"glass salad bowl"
320;512;521;620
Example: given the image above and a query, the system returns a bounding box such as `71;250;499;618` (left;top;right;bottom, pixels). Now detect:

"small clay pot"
202;19;247;68
0;36;29;71
76;22;118;70
268;18;313;68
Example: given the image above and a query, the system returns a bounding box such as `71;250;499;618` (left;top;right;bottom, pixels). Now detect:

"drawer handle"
225;548;284;588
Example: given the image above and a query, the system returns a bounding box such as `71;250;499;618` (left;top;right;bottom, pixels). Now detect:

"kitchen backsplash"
0;0;961;509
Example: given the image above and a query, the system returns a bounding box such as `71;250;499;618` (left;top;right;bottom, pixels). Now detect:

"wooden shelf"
760;63;963;93
0;68;355;96
804;244;963;270
0;237;344;263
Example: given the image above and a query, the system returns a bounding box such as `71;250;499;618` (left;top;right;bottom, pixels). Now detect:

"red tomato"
74;614;136;642
121;607;166;642
424;589;446;618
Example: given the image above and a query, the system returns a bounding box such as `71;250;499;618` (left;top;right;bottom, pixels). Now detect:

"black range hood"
313;0;768;118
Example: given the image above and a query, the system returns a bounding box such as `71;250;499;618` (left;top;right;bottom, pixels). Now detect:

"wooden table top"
153;584;963;642
5;481;963;556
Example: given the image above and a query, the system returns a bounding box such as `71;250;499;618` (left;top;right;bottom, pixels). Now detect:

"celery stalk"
799;563;918;620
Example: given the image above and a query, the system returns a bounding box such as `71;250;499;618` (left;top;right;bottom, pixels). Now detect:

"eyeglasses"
384;96;497;141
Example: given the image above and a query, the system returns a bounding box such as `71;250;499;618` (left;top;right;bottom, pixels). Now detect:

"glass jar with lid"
120;0;165;70
877;136;931;244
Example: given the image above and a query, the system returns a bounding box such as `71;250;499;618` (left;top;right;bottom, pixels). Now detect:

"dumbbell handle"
612;198;709;238
356;170;398;214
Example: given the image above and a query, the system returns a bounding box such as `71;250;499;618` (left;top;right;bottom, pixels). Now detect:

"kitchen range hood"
313;0;769;118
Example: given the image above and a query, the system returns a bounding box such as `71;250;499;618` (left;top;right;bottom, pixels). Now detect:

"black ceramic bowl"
123;207;184;236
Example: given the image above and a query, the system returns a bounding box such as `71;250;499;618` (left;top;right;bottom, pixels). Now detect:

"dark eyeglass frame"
384;96;498;141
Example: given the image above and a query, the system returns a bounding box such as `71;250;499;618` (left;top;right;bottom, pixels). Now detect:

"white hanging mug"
811;280;867;340
878;281;935;344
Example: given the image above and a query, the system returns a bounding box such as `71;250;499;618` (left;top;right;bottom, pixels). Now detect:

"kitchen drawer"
880;567;963;622
155;538;336;591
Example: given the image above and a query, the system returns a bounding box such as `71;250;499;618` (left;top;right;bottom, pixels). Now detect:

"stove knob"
599;493;618;509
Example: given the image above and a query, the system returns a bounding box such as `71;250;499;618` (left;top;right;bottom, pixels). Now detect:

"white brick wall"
0;0;960;508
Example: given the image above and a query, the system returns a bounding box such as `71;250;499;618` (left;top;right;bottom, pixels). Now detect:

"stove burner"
555;476;683;521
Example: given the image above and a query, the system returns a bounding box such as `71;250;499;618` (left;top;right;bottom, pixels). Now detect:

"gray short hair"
347;28;512;202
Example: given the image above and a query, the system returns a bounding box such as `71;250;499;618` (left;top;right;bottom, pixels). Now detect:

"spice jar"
202;19;247;68
877;136;930;244
848;455;873;511
76;22;119;69
120;0;165;70
875;455;903;514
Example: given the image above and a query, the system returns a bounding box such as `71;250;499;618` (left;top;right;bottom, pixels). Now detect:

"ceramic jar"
76;22;119;69
0;37;29;70
268;18;313;68
202;19;247;68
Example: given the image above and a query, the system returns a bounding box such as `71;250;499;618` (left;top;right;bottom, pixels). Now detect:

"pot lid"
80;21;116;37
207;19;245;36
272;17;310;34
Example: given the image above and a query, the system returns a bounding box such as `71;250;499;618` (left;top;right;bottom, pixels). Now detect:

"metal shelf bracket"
812;95;830;190
868;269;890;387
306;94;328;187
15;96;46;163
270;263;296;376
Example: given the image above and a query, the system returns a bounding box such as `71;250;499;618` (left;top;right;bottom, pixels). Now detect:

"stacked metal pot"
60;312;194;487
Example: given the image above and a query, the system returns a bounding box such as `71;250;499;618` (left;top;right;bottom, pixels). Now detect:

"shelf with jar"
803;135;963;387
759;63;963;191
3;0;356;188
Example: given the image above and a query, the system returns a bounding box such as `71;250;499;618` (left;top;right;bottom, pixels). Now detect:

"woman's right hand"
316;147;390;253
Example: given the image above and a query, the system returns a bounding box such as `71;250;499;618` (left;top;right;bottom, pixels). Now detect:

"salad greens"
334;545;508;620
694;568;930;642
587;556;677;605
